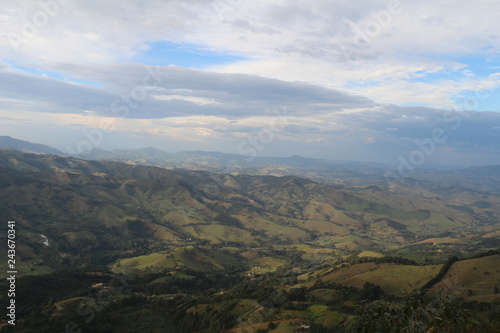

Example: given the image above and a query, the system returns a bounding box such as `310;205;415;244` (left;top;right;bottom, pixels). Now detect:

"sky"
1;0;500;168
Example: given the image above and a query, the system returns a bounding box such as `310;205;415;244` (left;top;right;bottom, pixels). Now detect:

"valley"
0;146;499;332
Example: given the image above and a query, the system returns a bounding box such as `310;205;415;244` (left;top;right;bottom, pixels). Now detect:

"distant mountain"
411;165;500;195
3;136;500;194
83;146;500;194
82;146;391;186
0;136;63;155
459;164;500;177
0;137;389;184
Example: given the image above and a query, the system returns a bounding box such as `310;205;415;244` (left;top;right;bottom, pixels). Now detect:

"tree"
351;295;481;332
268;321;277;330
359;282;383;301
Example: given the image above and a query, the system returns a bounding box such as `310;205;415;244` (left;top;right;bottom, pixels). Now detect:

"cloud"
1;0;500;166
0;69;112;113
1;60;499;165
1;0;500;108
0;63;373;119
3;1;500;67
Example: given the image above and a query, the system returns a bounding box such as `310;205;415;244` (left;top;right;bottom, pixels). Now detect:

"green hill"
0;150;499;332
0;150;499;278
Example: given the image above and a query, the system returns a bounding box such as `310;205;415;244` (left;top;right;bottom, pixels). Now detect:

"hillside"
3;136;500;194
0;136;63;155
0;150;499;277
0;150;499;276
0;150;499;331
429;254;500;302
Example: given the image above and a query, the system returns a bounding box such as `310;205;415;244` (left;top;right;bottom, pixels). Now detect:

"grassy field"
111;251;177;272
414;237;467;245
308;288;339;302
337;263;442;295
247;256;287;275
291;244;339;262
0;255;53;278
110;246;241;273
237;211;308;240
278;305;345;328
185;224;255;244
303;200;338;221
299;262;442;296
52;297;90;317
225;302;345;333
294;253;500;301
430;254;500;301
330;235;376;251
357;250;384;258
298;220;350;235
187;299;305;333
149;223;178;241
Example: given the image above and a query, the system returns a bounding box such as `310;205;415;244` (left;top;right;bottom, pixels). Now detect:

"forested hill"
0;150;499;332
0;149;498;274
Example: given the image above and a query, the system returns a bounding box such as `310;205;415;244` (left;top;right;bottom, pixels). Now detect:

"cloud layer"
0;0;499;166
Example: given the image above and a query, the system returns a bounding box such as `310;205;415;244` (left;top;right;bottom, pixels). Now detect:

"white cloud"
153;95;219;105
1;0;500;165
1;0;499;107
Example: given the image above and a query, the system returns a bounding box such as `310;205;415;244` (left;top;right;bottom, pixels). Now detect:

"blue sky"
5;62;105;88
135;41;246;68
0;0;499;167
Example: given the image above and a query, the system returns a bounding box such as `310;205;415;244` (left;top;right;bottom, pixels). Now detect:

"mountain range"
0;137;499;332
2;136;500;194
